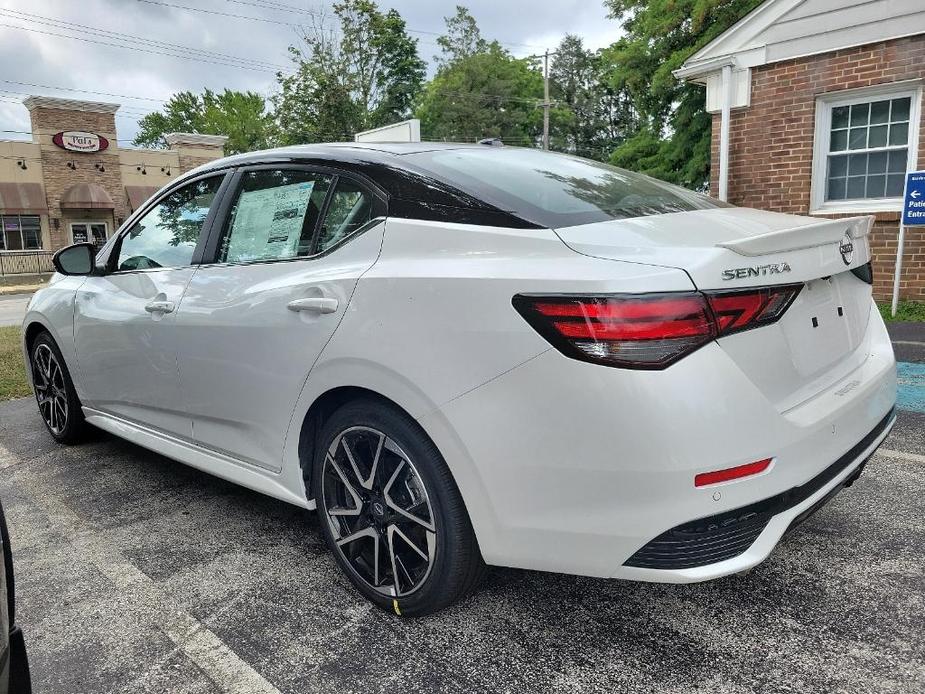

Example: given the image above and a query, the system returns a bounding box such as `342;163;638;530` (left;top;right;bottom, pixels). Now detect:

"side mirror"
52;243;97;276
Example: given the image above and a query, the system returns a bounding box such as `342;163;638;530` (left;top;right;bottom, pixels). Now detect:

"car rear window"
404;147;730;228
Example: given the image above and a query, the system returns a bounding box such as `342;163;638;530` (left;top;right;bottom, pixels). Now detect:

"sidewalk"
887;321;925;363
0;273;50;296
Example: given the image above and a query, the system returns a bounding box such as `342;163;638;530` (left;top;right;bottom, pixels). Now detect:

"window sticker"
226;181;315;262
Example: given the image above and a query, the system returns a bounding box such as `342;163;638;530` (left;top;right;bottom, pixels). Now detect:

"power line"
0;8;290;71
135;0;297;27
1;79;169;104
0;21;279;74
0;19;286;75
229;0;547;50
0;93;152;119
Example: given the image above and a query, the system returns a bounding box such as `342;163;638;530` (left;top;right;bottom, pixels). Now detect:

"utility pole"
542;49;550;150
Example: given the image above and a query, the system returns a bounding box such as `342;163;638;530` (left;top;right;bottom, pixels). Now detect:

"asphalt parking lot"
0;333;922;693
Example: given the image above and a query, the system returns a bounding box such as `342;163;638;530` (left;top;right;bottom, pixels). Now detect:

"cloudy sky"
0;0;621;147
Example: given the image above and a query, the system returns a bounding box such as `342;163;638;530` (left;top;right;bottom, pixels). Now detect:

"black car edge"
0;499;31;694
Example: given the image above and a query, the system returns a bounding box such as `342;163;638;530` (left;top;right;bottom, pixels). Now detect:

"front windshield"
405;147;730;228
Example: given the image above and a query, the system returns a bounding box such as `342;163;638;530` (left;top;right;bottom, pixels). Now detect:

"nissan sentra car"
22;143;896;616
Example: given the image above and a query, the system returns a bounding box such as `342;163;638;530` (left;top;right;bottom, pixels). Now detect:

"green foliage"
878;301;925;322
601;0;763;187
274;0;425;145
133;89;275;155
0;326;30;401
434;6;487;66
549;34;636;161
417;8;566;145
417;42;549;144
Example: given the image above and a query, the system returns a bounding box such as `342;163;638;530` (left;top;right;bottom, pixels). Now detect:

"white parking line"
875;448;925;464
892;340;925;347
0;442;283;694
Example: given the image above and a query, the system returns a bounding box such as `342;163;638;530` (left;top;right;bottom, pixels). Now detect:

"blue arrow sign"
902;171;925;226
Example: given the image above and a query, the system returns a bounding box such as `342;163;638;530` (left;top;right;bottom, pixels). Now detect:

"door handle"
287;297;339;314
144;300;176;314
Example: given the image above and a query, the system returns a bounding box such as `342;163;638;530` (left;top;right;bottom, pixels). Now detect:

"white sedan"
22;143;896;616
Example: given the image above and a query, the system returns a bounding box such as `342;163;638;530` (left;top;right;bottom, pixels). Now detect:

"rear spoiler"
716;215;873;257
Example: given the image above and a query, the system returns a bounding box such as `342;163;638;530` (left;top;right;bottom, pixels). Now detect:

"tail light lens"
513;284;802;370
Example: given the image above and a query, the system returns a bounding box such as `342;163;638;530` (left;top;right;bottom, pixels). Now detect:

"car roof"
188;141;488;176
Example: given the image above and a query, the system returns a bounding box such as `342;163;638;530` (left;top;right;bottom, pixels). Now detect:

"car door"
73;173;228;437
174;165;386;471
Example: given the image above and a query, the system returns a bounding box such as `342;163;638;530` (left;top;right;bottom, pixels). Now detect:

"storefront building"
677;0;925;301
0;96;226;273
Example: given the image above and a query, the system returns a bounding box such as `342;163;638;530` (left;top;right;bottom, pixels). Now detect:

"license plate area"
779;275;869;378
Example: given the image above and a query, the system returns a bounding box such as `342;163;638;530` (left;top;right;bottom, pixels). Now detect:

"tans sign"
52;131;109;153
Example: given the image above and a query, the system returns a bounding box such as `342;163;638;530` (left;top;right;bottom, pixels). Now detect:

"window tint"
218;170;332;263
404;148;729;228
117;176;222;271
317;180;373;252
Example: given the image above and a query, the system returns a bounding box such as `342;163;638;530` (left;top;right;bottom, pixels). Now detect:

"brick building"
0;96;226;268
676;0;925;301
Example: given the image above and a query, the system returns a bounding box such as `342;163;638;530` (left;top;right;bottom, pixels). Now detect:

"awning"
0;182;47;214
59;182;114;210
125;185;160;212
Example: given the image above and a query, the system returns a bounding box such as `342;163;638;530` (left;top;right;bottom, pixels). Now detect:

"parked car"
0;499;31;693
22;144;896;616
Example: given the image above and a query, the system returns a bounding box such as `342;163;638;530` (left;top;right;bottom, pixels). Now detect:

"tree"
274;0;425;144
601;0;763;188
548;35;636;161
133;89;275;155
418;9;569;144
434;5;487;66
417;43;550;144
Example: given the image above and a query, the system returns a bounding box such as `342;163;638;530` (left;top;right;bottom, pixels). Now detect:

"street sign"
894;170;925;316
902;171;925;226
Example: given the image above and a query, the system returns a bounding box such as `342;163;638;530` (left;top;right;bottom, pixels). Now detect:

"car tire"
30;331;88;444
313;398;486;617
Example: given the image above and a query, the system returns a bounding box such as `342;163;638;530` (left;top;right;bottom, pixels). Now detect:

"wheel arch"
297;386;420;499
23;319;49;354
21;318;56;387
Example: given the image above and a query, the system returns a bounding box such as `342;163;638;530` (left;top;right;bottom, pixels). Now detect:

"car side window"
218;170;333;264
317;179;373;253
116;176;223;271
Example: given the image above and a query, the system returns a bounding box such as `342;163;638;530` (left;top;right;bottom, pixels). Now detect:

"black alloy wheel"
31;332;87;444
314;399;485;617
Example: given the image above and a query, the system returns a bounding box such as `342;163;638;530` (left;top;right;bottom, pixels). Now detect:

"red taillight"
694;458;773;487
706;285;802;336
513;284;801;370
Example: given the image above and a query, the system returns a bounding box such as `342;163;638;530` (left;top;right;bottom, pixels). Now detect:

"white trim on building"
676;0;925;206
354;119;421;144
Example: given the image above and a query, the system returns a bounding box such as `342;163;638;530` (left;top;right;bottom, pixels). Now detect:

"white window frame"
70;221;109;246
811;80;922;215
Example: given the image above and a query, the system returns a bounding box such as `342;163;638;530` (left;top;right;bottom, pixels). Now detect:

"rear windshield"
404;147;730;228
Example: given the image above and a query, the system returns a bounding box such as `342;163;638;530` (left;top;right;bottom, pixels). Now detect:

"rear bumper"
421;303;897;580
619;408;894;579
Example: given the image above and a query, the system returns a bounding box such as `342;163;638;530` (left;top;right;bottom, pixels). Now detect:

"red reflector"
694;458;773;487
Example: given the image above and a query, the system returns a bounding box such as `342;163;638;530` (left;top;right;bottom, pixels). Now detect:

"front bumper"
621;408;894;576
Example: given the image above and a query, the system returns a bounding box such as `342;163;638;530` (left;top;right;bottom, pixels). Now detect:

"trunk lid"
554;207;877;411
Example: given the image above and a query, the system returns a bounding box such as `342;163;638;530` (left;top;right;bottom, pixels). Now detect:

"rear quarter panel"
283;218;694;524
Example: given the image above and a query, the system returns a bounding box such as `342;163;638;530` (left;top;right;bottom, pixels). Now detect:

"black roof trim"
182;143;544;230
